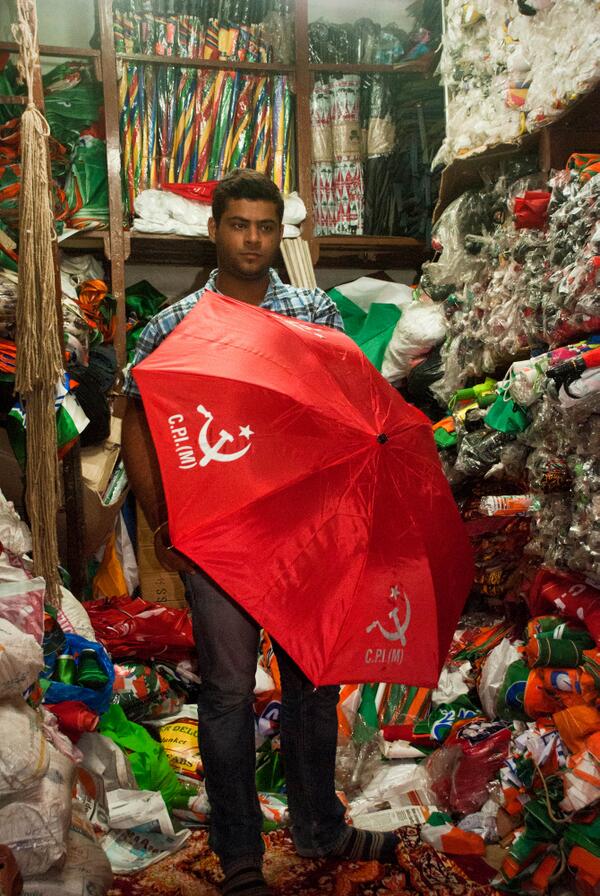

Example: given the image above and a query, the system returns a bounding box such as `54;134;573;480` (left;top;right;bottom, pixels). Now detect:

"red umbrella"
133;291;473;687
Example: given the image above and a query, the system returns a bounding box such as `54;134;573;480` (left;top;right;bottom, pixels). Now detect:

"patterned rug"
108;827;500;895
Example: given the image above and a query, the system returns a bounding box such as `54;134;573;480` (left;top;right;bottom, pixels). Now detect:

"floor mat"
108;826;500;895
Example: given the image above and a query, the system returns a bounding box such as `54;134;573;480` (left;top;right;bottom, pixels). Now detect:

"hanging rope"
13;0;63;605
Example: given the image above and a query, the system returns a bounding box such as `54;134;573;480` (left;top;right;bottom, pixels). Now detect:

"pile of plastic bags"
379;148;600;893
436;0;600;165
423;154;600;402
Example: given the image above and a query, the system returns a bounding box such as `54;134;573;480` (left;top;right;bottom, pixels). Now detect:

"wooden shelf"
116;52;295;73
309;54;436;75
0;94;27;105
310;63;408;73
0;40;100;58
60;229;431;270
319;235;423;248
317;235;430;269
434;80;600;224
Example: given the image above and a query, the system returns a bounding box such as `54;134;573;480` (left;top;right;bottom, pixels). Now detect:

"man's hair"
212;169;284;225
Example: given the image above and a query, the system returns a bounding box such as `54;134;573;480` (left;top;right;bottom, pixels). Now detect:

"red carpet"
108;827;499;895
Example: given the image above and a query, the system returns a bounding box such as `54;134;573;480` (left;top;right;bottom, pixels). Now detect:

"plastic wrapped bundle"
0;743;75;878
330;75;363;235
436;0;600;165
310;80;334;235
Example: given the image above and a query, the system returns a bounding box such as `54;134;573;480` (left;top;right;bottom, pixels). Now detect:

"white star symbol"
239;425;254;440
390;585;400;600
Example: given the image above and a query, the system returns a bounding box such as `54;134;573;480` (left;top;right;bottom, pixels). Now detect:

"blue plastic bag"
42;632;115;714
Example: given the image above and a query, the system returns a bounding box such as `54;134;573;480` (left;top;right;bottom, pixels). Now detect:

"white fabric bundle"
0;488;32;555
22;804;113;896
382;303;447;384
133;189;305;238
58;586;96;641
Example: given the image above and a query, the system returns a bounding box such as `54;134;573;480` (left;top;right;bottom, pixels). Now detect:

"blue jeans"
183;570;346;867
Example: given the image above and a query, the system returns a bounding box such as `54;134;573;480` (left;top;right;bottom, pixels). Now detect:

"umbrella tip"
376;433;389;444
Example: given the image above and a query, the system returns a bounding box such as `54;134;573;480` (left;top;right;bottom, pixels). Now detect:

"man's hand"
153;525;198;575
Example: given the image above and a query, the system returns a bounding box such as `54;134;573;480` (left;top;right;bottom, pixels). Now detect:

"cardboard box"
0;422;127;562
79;413;128;557
136;506;187;609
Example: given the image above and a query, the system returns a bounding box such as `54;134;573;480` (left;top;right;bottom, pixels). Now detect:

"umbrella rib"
151;359;379;440
270;314;379;434
180;316;378;435
313;448;382;677
171;439;376;545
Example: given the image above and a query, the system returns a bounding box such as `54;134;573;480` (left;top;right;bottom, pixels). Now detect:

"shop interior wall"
0;0;95;44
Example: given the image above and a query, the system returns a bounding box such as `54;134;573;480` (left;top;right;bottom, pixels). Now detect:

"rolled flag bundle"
420;812;486;856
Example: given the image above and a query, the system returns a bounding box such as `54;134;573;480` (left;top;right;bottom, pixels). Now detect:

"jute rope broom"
13;0;63;606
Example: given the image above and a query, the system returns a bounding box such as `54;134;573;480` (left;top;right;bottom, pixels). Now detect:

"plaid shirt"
123;268;343;398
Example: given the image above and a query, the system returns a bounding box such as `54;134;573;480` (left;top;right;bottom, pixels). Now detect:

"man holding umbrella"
122;170;400;896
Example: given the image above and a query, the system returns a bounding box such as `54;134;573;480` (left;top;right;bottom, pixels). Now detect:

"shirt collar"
205;268;285;308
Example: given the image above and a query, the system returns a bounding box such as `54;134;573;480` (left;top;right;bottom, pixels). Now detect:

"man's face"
208;198;283;281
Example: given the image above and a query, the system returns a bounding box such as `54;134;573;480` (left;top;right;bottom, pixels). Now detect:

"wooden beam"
98;0;127;368
310;60;434;74
294;0;315;251
116;52;294;73
0;94;27;105
0;40;100;58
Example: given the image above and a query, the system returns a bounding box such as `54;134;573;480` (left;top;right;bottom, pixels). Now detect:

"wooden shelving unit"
433;81;600;224
4;1;441;367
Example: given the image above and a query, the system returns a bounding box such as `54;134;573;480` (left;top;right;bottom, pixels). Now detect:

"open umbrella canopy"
134;291;473;687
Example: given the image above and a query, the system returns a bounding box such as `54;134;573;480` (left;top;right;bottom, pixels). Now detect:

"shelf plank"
317;235;430;269
309;63;405;73
318;236;424;248
0;40;99;58
309;57;435;74
116;52;295;73
0;94;27;105
63;230;425;247
434;80;600;223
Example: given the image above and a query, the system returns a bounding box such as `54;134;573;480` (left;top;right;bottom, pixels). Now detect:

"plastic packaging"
158;717;203;781
0;700;49;797
478;638;522;719
113;661;184;723
381;302;447;384
436;0;600;165
42;633;115;716
0;743;75;878
21;804;113;896
425;720;512;815
0;577;46;644
0;619;44;698
98;705;190;811
85;595;194;664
